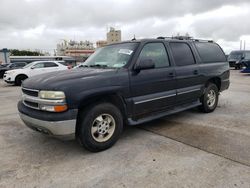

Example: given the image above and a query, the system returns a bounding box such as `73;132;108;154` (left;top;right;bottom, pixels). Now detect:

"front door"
129;42;176;119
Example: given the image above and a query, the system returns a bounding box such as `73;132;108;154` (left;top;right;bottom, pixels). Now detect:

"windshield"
83;42;138;68
228;52;243;60
23;62;35;69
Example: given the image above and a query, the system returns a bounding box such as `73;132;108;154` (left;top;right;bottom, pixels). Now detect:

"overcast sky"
0;0;250;54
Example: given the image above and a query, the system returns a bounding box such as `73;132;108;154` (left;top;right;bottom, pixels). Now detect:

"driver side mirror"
134;59;155;71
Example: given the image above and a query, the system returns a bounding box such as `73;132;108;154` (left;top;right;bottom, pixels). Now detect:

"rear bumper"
18;101;78;140
220;79;230;91
229;61;236;67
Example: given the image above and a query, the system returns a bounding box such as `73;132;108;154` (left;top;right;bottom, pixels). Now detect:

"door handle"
193;70;198;75
168;72;175;77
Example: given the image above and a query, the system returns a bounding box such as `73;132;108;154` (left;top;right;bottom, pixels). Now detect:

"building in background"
107;27;121;44
56;40;95;62
96;40;108;48
0;48;10;64
56;27;121;61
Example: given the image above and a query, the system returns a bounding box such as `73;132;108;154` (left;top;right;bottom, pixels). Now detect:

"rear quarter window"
58;61;67;66
244;52;250;60
195;42;226;63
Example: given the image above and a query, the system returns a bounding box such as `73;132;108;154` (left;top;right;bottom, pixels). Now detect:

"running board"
128;101;201;126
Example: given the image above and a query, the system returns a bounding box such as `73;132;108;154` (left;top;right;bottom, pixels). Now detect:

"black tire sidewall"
78;103;123;152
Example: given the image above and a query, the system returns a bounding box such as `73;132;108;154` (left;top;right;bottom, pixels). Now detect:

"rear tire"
15;75;28;86
199;83;219;113
77;102;123;152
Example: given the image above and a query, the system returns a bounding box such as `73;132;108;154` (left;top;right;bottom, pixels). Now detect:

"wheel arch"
15;73;28;80
76;92;128;136
205;77;221;91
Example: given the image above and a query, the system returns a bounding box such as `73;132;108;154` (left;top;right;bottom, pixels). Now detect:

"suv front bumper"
18;101;78;140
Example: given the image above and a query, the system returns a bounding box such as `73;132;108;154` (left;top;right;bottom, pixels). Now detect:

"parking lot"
0;70;250;188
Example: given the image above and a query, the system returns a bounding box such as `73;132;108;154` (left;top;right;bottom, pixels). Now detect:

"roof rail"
192;38;214;43
157;36;213;43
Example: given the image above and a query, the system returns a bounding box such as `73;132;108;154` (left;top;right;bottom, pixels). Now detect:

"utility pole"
244;40;246;50
240;40;242;50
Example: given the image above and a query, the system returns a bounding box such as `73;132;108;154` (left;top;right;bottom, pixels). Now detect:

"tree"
10;49;44;56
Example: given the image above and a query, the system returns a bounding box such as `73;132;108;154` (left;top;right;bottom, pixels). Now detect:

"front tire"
199;83;219;113
77;103;123;152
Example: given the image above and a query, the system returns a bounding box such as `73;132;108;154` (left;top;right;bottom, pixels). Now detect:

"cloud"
0;0;250;53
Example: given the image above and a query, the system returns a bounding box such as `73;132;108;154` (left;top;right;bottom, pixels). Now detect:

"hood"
22;68;117;90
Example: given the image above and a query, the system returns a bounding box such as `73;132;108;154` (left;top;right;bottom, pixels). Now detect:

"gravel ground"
0;70;250;188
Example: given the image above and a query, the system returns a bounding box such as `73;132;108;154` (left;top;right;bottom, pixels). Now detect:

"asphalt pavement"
0;70;249;188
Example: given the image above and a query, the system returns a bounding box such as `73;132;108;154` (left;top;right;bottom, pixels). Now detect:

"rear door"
129;42;176;119
30;62;47;76
43;62;60;72
169;42;203;105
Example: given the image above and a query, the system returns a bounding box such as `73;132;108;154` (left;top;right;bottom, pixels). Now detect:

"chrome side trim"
177;88;200;95
22;87;39;92
135;94;176;105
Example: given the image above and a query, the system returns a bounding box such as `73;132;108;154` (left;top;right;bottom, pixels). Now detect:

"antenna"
132;34;136;41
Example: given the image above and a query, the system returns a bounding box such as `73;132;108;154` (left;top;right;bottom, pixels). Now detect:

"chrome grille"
22;87;40;110
22;87;39;97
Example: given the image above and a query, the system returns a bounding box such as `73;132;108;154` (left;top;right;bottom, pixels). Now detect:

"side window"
16;63;24;67
245;52;250;60
138;43;170;68
195;42;226;63
33;63;45;69
170;42;195;66
44;62;58;68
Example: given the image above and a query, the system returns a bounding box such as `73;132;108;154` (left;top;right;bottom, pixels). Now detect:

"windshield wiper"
89;64;108;68
79;65;89;68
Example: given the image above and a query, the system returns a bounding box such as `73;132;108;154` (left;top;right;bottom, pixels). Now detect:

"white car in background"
3;61;69;86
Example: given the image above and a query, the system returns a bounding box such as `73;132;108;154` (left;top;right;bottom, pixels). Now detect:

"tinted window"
195;42;226;63
138;43;170;68
33;63;45;69
58;61;67;66
15;62;26;67
244;52;250;60
44;62;58;67
228;51;243;60
170;43;195;66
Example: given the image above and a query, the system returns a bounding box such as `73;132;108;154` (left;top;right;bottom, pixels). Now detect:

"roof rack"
157;36;213;43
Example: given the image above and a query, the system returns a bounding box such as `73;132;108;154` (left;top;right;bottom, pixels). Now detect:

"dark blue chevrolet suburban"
18;37;230;152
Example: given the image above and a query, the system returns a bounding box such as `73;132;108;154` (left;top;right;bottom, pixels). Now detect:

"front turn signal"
54;105;68;112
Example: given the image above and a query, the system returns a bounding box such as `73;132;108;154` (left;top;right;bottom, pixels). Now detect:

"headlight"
39;91;65;99
6;71;15;75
